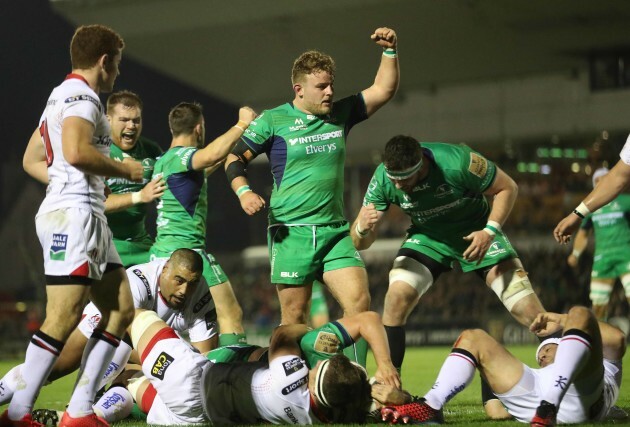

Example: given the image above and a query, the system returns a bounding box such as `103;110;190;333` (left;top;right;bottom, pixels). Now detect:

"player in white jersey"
116;309;401;425
7;25;143;427
374;306;625;426
555;134;630;242
0;249;217;422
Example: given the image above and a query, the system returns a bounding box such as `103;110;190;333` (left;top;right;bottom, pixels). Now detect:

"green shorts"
401;230;518;273
150;247;228;287
268;223;365;285
113;236;153;268
592;252;630;279
310;281;329;316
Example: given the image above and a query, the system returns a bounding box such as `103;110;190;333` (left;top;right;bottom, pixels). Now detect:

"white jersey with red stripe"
79;259;217;342
36;74;112;220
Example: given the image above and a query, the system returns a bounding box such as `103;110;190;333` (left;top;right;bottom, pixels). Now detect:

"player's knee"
489;269;535;312
566;305;591;321
130;311;162;349
389;256;433;297
589;281;612;306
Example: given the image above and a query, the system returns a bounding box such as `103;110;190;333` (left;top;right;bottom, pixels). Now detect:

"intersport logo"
288;130;342;146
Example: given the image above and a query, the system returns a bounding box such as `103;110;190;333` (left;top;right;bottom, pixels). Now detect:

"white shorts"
78;302;102;339
36;208;121;281
141;329;209;425
497;360;621;423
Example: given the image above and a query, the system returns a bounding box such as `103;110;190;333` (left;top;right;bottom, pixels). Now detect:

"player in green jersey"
567;168;630;320
223;27;400;365
150;102;256;346
104;91;165;267
350;135;548;379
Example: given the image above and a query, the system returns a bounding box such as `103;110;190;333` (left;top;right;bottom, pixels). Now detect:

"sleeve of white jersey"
268;355;311;409
126;266;152;309
62;93;101;126
620;135;630;165
187;287;218;343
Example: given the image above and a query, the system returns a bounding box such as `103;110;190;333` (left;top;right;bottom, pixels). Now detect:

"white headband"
312;359;332;408
535;338;561;363
384;158;423;180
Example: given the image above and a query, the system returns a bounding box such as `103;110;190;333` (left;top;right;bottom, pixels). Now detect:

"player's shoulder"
56;79;102;110
126;260;162;294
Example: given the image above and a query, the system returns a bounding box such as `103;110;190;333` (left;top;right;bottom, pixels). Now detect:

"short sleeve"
241;111;275;155
363;166;390;211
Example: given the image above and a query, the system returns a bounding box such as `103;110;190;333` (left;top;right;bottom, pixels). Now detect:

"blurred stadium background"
2;0;630;354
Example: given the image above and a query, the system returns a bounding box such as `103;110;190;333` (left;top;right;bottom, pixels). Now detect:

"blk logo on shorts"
50;234;68;261
151;352;174;380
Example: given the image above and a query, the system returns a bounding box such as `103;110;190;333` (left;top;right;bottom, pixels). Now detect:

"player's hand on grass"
374;363;402;390
462;229;494;264
240;191;266;216
372;384;409;406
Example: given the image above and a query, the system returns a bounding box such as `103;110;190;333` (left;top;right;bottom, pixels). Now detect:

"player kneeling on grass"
112;309;400;425
372;306;625;426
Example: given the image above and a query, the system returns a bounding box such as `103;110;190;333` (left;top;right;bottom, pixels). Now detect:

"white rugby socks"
540;330;592;406
424;348;477;410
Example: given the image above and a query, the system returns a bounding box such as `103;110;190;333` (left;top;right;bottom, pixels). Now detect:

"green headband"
384;158;423;180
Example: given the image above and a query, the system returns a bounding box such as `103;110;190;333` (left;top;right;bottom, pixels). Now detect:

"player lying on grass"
34;310;400;425
124;309;400;425
372;306;625;426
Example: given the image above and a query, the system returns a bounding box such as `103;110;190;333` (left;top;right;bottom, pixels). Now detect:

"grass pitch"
2;345;629;426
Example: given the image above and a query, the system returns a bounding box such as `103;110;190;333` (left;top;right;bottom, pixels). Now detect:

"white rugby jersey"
37;74;112;219
81;259;217;342
621;134;630;165
250;355;314;424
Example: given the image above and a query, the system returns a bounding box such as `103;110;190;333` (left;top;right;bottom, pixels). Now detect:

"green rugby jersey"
152;146;207;252
299;321;354;368
364;142;497;240
106;137;163;240
242;94;368;225
580;194;630;256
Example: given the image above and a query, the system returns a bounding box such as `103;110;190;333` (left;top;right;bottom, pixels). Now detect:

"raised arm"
191;107;256;171
361;27;400;117
23;128;49;184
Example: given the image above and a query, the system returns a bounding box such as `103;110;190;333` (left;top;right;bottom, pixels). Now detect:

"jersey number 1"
39;120;54;167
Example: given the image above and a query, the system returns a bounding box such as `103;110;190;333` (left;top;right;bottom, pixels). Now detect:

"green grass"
2;345;629;426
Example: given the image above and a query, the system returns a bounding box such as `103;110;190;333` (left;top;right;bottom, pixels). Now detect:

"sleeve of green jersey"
335;94;368;135
457;145;497;193
299;321;354;367
241;111;274;155
362;166;390;211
